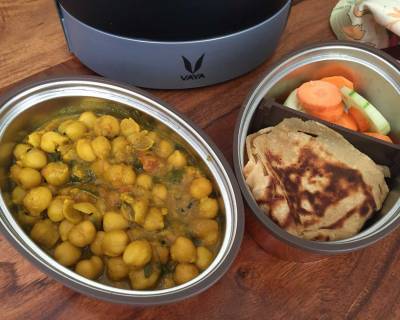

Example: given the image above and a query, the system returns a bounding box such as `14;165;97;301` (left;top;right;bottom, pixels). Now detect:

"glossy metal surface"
55;1;291;89
0;77;244;304
234;42;400;256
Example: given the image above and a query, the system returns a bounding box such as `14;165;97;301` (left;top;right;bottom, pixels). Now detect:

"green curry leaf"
164;169;184;184
47;152;62;162
144;263;153;278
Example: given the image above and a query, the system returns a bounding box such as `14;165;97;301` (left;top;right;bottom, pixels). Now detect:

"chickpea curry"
8;110;223;290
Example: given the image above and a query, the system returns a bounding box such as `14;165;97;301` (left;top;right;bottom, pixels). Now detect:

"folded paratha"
244;118;389;241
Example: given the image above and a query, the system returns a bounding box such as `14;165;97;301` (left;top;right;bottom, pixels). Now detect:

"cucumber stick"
340;86;391;135
283;89;302;111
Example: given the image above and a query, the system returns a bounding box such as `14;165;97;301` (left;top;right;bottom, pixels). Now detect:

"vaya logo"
180;54;206;81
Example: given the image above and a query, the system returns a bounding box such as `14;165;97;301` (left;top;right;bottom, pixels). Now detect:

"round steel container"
234;42;400;260
0;77;244;304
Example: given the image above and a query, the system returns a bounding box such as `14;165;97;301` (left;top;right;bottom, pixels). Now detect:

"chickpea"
68;220;97;247
16;211;40;228
94;115;120;138
102;230;129;257
48;196;66;222
41;162;69;186
75;256;104;280
152;184;168;201
153;244;169;264
64;121;87;141
0;143;15;165
10;164;22;182
58;119;74;134
106;257;129;281
185;166;201;178
173;263;199;285
136;173;153;190
79;111;97;128
146;131;160;144
40;132;68;153
132;198;148;225
143;207;164;231
12;186;26;204
103;211;129;232
23;186;53;216
90;231;105;256
30;219;59;249
104;164;136;187
120;118;140;137
91;159;110;177
63;199;83;224
198;197;219;218
27;132;41;148
111;136;131;161
190;219;219;246
61;146;78;162
167;150;187;169
91;136;111;159
54;241;81;267
160;274;175;289
156;139;175;158
21;148;47;169
196;247;213;270
73;202;99;215
129;266;160;290
13;144;31;160
190;177;212;199
18;167;42;189
76;139;96;162
170;236;197;263
123;240;152;267
59;219;74;241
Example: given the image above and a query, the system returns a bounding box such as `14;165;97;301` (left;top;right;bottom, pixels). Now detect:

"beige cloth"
331;0;400;49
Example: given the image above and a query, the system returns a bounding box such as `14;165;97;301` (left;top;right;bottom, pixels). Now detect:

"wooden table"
1;1;400;319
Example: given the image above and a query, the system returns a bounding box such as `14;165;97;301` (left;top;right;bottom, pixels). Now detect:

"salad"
284;76;393;143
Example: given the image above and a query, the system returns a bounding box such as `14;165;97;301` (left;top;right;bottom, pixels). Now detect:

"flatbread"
244;118;389;241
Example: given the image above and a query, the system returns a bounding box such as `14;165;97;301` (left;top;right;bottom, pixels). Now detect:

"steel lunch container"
234;42;400;261
0;77;244;304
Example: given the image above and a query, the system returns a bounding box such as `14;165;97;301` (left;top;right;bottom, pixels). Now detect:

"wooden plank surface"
1;0;400;319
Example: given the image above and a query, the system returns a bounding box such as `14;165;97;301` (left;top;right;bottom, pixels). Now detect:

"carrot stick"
348;107;370;132
321;76;354;90
308;103;344;122
332;113;358;131
364;132;393;143
297;80;342;112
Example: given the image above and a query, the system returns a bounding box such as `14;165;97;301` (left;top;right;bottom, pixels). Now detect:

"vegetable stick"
348;107;370;132
364;132;393;143
332;113;358;131
297;80;342;112
308;103;345;122
321;76;354;90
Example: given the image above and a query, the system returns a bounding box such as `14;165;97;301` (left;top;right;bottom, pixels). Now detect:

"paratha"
244;118;389;241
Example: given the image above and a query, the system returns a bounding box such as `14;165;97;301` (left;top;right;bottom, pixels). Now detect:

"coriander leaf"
164;169;184;184
144;263;153;278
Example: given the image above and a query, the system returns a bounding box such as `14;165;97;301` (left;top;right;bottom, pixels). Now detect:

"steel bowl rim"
233;40;400;255
0;75;244;305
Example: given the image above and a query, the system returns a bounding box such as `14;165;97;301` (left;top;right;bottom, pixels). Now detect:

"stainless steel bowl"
0;77;244;304
234;42;400;258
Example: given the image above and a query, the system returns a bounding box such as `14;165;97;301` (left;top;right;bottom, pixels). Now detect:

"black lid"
58;0;289;41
